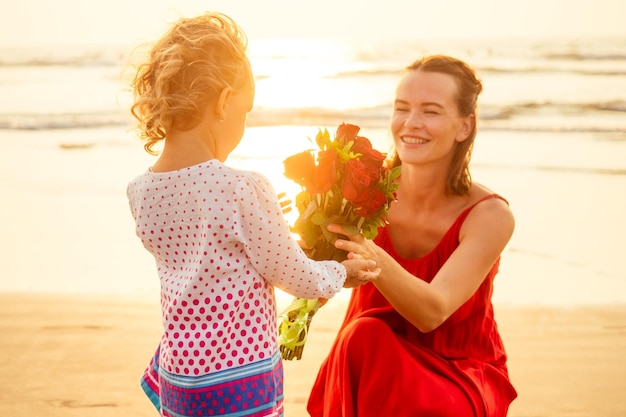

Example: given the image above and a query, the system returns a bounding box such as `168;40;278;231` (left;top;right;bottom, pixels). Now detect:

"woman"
126;12;378;416
307;55;517;417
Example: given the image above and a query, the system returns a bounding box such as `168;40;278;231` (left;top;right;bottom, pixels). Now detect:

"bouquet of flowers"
278;123;400;360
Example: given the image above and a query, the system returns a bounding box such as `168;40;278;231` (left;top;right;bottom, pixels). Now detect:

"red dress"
307;195;517;417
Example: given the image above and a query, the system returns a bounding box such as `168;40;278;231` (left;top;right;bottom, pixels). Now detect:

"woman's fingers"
327;223;350;236
348;251;364;260
334;237;360;253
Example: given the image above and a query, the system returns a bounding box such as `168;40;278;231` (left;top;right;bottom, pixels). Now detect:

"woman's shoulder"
464;184;514;224
468;183;509;208
464;183;515;233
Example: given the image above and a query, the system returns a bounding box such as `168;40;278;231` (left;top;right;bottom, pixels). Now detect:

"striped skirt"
141;346;284;416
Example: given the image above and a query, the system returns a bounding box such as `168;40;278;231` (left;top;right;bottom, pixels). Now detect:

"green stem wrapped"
278;297;322;360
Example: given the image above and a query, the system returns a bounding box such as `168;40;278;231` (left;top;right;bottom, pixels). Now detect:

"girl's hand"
341;258;380;288
277;191;292;215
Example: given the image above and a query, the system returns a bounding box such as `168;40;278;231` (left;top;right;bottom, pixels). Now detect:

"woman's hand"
327;223;381;288
328;223;381;263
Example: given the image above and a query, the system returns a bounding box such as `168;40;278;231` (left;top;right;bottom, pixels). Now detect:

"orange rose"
309;149;338;194
283;151;315;187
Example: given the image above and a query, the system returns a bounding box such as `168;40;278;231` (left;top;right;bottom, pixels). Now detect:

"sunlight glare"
250;38;355;109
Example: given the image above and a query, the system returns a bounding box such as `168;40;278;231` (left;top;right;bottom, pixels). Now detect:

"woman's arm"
333;197;514;332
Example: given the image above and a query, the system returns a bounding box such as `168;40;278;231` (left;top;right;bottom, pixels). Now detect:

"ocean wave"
504;100;626;113
0;45;126;68
475;162;626;176
247;105;626;135
4;37;626;78
2;100;625;135
478;66;626;77
0;112;130;130
329;64;626;78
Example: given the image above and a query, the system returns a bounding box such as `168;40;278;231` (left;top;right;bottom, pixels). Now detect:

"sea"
1;36;625;305
2;37;626;137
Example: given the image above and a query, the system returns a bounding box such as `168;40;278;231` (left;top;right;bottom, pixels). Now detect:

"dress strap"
456;193;508;226
472;193;508;208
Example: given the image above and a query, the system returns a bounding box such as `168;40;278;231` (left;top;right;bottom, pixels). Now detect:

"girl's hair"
130;12;250;154
390;55;483;195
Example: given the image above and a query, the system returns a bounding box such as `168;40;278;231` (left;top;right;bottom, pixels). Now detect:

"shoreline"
2;292;626;416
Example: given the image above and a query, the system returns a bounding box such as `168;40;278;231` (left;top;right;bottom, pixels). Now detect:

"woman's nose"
404;110;425;127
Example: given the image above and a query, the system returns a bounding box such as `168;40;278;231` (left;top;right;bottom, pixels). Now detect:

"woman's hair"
130;12;250;154
390;55;483;195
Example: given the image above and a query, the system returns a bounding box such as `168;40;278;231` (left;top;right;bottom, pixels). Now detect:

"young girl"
126;12;377;416
308;55;517;417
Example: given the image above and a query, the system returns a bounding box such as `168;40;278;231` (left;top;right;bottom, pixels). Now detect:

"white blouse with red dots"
127;160;346;376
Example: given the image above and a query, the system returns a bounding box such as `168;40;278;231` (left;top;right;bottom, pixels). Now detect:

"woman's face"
391;70;471;167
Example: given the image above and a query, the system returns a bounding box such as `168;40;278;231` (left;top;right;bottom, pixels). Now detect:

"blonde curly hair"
130;12;250;154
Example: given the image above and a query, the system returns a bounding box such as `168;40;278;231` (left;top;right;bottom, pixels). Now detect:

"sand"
1;292;625;417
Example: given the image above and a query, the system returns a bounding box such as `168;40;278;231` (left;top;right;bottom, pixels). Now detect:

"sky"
1;0;625;48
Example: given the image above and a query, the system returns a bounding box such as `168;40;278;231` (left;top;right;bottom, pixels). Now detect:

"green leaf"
315;128;331;151
320;224;337;243
390;165;402;180
341;224;360;235
362;222;380;239
299;199;318;220
311;212;329;226
301;222;321;249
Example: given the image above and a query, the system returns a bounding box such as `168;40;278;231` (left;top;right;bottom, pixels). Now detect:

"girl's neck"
151;131;217;173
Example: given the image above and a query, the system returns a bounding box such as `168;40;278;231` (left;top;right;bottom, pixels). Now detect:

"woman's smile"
400;135;429;145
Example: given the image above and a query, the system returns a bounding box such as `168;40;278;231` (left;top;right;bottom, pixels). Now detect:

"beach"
2;293;626;417
1;126;626;416
1;36;626;416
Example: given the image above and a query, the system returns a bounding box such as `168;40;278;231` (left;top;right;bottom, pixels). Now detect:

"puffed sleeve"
232;171;346;299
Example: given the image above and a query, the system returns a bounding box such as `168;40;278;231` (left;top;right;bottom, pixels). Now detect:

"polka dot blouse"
127;160;346;376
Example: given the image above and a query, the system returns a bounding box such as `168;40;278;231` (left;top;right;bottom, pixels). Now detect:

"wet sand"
1;293;625;417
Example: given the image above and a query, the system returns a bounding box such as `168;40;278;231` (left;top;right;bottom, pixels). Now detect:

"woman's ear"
214;86;232;121
455;114;474;142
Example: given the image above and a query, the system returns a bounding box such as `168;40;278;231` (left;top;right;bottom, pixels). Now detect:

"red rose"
335;123;361;145
355;188;386;217
342;159;388;217
342;159;373;202
352;136;386;175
